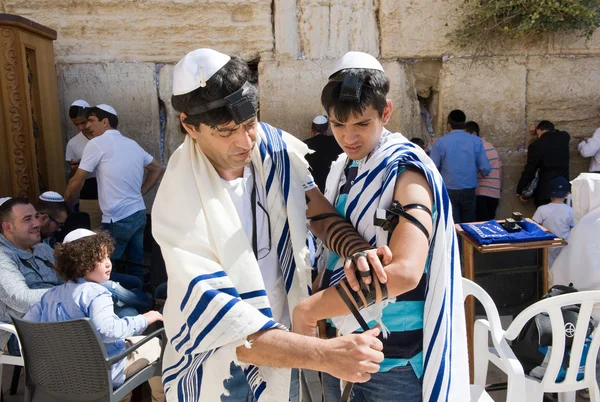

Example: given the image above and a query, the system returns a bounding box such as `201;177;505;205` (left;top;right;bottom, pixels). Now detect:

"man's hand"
292;301;318;337
344;246;392;292
518;194;529;204
321;328;384;383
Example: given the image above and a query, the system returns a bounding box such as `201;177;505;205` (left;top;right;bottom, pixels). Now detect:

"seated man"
24;229;164;400
0;197;63;355
37;191;69;248
0;198;153;347
292;52;469;401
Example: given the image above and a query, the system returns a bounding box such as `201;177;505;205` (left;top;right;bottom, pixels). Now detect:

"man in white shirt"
64;104;164;284
578;107;600;173
64;99;102;229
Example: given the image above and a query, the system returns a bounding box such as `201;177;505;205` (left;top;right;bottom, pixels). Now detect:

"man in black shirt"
517;121;570;207
304;115;343;192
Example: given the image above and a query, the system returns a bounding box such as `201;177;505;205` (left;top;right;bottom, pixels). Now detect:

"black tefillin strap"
184;81;256;125
374;201;432;241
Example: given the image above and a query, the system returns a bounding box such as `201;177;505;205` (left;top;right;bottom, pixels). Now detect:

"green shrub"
454;0;600;47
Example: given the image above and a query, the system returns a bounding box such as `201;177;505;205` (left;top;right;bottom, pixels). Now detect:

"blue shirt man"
430;110;491;223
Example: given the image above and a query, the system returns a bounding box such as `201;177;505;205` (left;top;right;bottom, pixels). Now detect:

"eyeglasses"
47;214;65;230
256;200;271;260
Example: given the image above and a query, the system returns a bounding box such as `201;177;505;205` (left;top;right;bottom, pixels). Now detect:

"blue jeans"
222;362;299;402
101;210;146;282
448;188;477;224
351;365;422;402
100;280;153;313
322;365;422;402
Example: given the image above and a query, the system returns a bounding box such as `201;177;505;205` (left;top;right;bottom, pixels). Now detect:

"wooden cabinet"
0;14;64;200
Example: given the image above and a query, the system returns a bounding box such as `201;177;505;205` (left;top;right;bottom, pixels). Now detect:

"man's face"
2;204;41;250
71;116;91;137
328;101;392;161
86;115;108;137
39;210;67;238
183;116;258;179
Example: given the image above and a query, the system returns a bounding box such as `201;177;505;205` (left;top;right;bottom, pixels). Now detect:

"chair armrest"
0;323;17;337
106;327;165;366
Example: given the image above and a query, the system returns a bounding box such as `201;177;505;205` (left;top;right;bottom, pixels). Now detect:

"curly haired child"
24;229;164;401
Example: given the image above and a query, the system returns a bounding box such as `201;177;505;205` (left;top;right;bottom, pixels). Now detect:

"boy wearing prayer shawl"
292;52;469;401
152;48;394;402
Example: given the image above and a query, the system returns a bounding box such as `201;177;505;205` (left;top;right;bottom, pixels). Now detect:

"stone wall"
5;0;600;217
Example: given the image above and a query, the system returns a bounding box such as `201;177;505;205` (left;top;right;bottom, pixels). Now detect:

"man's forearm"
64;178;85;205
141;169;163;195
236;329;325;371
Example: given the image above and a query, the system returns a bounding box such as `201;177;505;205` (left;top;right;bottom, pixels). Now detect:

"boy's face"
85;248;112;284
328;101;392;161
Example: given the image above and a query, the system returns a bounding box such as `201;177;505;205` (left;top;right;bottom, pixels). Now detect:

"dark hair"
86;107;118;129
54;231;115;282
69;105;89;120
312;122;329;135
537;120;555;132
465;121;480;136
36;199;69;218
171;56;259;130
447;109;467;129
0;197;31;233
410;137;425;148
321;69;390;123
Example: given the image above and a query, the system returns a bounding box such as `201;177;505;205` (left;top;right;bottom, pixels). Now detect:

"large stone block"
4;0;273;63
57;62;161;209
549;29;600;56
526;56;600;140
258;60;334;140
297;0;379;59
258;59;421;140
437;57;528;150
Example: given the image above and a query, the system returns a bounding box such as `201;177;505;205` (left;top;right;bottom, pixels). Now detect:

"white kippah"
0;197;11;206
312;115;328;125
96;104;117;116
39;191;64;203
63;228;96;244
330;51;385;78
71;99;90;108
173;48;231;96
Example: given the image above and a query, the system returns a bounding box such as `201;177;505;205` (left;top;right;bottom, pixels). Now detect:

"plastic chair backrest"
12;316;112;401
463;278;505;345
503;290;600;393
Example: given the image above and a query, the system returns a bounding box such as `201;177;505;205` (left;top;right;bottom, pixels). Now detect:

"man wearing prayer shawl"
292;52;470;401
152;48;395;402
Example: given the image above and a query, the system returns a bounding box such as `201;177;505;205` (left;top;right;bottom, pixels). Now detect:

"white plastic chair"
463;278;526;402
0;322;24;396
466;278;600;402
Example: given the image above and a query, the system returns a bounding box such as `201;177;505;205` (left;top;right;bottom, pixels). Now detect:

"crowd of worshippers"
0;100;167;400
1;45;600;402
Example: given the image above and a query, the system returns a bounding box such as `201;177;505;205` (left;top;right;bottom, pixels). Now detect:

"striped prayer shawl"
152;123;312;401
322;131;469;401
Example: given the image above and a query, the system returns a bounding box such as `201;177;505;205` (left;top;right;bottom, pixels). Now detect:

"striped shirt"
476;138;502;199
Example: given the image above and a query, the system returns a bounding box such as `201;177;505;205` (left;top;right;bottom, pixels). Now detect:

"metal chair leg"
9;366;20;395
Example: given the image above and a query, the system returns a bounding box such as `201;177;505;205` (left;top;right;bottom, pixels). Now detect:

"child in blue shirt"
24;229;164;400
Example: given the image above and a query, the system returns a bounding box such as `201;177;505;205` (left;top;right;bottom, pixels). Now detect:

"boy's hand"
344;246;392;292
143;310;163;325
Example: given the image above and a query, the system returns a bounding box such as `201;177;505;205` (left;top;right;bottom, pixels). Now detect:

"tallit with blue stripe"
152;122;312;401
322;131;469;401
